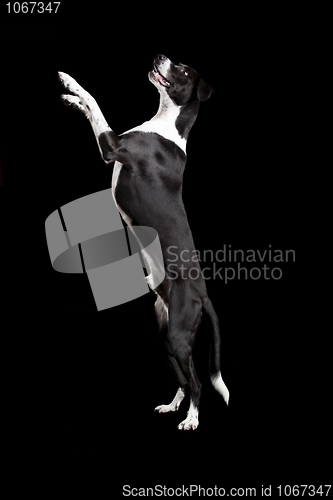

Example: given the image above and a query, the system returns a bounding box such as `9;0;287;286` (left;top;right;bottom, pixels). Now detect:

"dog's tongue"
153;70;170;87
156;73;165;83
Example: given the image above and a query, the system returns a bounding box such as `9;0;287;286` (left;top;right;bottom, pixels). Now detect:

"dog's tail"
202;298;229;405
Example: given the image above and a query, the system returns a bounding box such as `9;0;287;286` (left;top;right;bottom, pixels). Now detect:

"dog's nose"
156;54;166;62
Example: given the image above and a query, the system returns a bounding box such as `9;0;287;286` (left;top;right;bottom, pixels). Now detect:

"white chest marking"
121;91;187;154
121;119;187;153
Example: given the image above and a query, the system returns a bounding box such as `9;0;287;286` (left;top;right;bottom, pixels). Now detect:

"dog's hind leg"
153;294;187;413
166;284;203;430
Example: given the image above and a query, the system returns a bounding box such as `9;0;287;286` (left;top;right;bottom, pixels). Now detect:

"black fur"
98;56;221;414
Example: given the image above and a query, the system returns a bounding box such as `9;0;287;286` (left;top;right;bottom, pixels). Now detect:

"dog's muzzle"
149;54;171;88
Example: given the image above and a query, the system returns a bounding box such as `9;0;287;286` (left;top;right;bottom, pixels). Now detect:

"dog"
58;54;229;430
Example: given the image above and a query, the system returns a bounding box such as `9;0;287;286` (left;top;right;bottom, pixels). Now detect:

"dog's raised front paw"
60;95;87;114
58;71;74;88
58;71;83;95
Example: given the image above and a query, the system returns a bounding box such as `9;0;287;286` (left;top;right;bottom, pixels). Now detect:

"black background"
0;5;329;496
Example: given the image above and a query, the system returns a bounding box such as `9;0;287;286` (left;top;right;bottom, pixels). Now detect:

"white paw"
58;72;80;93
154;388;185;414
177;414;199;431
177;400;199;430
60;95;87;114
154;402;180;413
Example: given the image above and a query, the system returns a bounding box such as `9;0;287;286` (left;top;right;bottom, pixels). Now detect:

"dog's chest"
121;119;186;154
111;130;186;227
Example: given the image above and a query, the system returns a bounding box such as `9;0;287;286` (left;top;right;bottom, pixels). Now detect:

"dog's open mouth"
151;66;171;88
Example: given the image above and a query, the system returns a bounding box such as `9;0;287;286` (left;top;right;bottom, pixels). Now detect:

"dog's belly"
111;160;163;289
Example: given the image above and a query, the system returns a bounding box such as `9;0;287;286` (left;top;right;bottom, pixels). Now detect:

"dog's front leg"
58;72;119;163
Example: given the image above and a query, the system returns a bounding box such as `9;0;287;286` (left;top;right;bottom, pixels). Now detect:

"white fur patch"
121;71;187;153
111;161;132;228
211;371;229;405
58;71;112;158
155;387;185;413
178;400;199;430
60;94;87;114
122;112;186;153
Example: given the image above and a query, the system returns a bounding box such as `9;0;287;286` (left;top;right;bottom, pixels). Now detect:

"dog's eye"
182;69;189;76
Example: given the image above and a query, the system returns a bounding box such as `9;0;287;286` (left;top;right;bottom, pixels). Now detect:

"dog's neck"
152;91;181;126
121;90;188;154
152;91;200;144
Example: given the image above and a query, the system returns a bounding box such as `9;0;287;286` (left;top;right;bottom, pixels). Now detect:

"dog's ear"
197;78;214;102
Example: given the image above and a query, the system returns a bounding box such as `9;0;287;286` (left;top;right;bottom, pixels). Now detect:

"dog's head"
149;54;213;106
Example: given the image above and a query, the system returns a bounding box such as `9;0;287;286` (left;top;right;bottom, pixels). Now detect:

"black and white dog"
58;54;229;430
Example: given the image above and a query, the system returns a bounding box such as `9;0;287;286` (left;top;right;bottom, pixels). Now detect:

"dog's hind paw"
154;388;185;414
177;415;199;431
177;401;199;430
154;403;180;413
